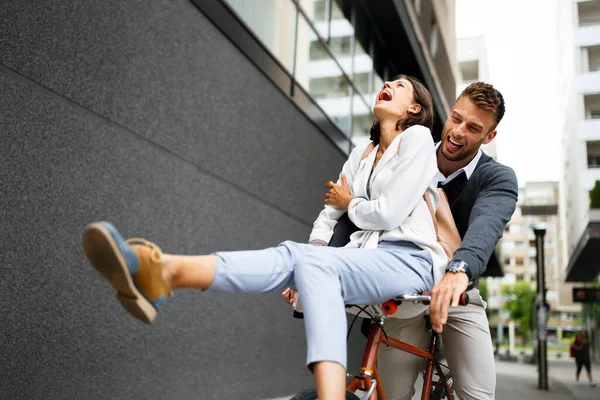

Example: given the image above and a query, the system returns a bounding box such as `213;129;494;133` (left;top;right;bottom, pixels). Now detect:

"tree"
590;180;600;209
479;278;488;305
501;280;536;339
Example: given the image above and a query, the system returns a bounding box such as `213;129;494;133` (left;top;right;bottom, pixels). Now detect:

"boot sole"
83;223;157;324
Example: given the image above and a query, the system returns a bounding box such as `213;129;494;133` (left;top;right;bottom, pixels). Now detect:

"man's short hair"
458;82;505;130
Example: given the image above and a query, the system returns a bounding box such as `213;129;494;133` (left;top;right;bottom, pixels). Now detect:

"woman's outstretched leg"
83;221;304;323
83;222;220;323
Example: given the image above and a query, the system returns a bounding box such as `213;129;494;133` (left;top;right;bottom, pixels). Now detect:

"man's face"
440;96;497;162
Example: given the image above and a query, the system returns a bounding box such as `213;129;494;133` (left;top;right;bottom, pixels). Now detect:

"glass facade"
222;0;389;149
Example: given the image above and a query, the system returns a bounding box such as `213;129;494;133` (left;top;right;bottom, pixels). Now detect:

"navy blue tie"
439;171;467;205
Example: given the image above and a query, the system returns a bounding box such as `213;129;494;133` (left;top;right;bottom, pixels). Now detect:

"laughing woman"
82;74;447;400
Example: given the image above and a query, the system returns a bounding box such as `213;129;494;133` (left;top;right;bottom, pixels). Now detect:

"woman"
573;330;596;387
82;74;447;400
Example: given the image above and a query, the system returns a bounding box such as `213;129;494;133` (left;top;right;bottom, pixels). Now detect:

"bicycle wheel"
430;369;456;400
289;388;360;400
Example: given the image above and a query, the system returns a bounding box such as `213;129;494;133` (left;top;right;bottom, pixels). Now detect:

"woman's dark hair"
369;74;434;144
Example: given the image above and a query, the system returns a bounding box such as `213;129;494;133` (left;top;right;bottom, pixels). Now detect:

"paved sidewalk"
494;358;598;400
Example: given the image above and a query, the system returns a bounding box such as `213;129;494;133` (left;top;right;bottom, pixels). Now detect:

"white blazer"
309;124;448;285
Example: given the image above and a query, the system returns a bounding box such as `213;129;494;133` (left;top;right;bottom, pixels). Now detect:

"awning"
565;222;600;282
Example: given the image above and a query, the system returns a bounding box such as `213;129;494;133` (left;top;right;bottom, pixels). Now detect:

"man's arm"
452;164;518;279
430;163;518;332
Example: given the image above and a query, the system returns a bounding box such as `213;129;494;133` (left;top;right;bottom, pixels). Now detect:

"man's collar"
435;142;483;182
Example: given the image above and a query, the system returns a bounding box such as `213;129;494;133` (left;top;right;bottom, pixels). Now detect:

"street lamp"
534;227;548;390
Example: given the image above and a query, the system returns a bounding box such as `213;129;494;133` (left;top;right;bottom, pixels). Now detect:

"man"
378;82;518;400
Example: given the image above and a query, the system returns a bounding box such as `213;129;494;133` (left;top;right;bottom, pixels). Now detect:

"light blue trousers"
207;240;433;369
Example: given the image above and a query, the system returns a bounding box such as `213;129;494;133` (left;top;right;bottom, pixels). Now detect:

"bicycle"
290;292;469;400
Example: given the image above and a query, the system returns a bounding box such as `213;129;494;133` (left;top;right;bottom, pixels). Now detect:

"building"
0;0;458;398
561;0;600;363
487;182;580;343
564;0;600;283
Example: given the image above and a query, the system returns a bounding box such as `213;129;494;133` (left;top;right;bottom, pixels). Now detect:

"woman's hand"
282;287;298;308
325;173;354;210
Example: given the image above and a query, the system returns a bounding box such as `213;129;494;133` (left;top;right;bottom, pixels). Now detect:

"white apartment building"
486;182;580;337
562;0;600;283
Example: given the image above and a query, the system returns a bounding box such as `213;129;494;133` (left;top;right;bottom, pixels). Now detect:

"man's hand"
325;173;353;210
430;272;469;333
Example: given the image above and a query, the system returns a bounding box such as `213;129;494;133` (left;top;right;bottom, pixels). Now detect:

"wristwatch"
446;259;473;281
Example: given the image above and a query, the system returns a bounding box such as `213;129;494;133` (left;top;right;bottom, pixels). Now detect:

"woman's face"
373;78;418;122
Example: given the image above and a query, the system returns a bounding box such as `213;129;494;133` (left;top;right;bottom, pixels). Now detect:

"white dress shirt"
435;142;482;185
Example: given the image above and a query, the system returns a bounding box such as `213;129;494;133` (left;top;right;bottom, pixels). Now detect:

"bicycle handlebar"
381;292;469;315
293;292;469;318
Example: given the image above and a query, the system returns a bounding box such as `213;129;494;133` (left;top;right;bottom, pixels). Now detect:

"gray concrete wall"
0;1;360;399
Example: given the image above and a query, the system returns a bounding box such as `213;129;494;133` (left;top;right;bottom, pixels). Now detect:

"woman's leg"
584;360;595;385
163;241;432;400
293;242;432;388
84;223;431;400
161;254;217;289
83;222;308;324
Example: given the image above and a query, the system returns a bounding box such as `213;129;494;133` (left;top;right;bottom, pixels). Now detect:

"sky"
455;0;564;185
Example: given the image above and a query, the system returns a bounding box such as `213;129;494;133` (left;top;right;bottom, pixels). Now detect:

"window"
297;14;351;135
460;61;479;83
310;36;351;61
584;94;600;120
217;0;394;152
578;1;600;27
584;45;600;72
429;19;439;58
313;0;327;22
587;141;600;168
414;0;422;15
515;257;524;266
222;0;296;72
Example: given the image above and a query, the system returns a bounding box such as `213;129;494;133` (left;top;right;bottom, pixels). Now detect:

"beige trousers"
377;288;495;400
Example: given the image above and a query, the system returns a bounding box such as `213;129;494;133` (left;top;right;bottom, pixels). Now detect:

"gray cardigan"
450;152;518;280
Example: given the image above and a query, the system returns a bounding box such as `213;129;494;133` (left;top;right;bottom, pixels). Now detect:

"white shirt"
309;125;448;284
435;142;482;185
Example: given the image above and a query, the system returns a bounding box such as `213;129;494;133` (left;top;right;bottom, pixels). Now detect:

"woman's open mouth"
377;89;392;102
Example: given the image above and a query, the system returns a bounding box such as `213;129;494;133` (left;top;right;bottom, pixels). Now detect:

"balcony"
576;24;600;47
508;266;527;277
578;119;600;140
582;168;600;189
502;232;526;242
576;70;600;93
